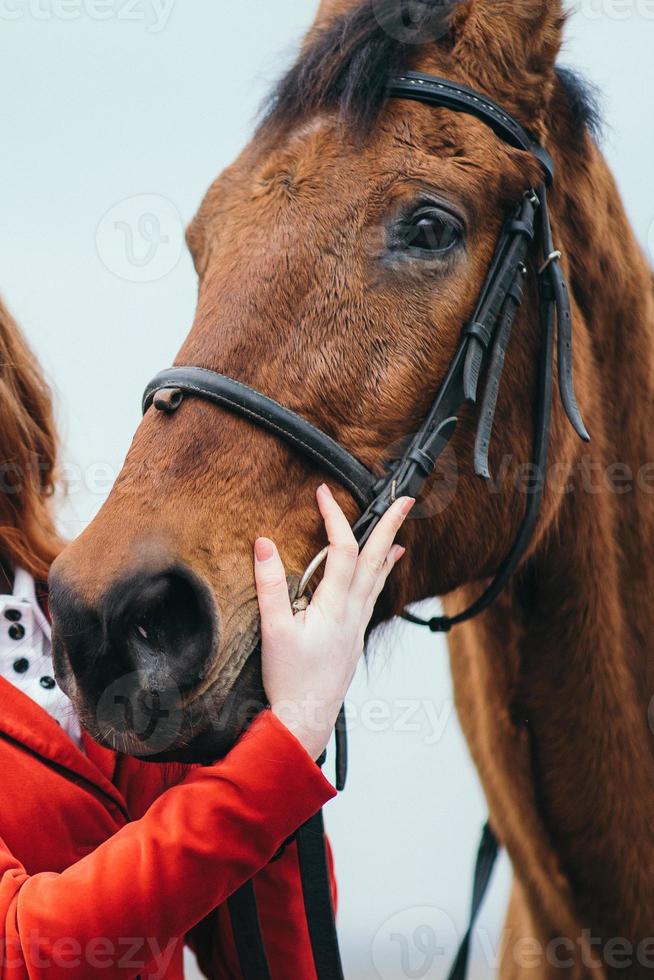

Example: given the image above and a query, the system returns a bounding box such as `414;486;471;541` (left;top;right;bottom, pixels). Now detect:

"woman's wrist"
271;700;339;762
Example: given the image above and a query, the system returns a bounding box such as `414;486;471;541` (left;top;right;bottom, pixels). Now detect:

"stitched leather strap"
142;366;377;508
387;73;555;185
473;268;525;479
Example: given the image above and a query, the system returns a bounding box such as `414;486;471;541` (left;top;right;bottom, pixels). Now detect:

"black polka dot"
9;624;25;641
13;658;29;674
4;608;22;622
40;676;56;690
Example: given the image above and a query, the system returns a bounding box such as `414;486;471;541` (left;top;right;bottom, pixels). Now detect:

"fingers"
255;488;412;642
310;484;360;619
349;496;414;605
254;537;293;640
364;544;406;617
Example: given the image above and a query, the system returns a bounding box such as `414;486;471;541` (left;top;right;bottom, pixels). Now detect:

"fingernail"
255;538;275;562
399;497;415;517
395;546;407;562
318;483;333;498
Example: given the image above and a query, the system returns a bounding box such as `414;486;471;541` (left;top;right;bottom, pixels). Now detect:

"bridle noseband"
142;70;589;635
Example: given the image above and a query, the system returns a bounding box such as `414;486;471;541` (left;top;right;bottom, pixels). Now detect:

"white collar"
12;567;51;642
1;566;83;751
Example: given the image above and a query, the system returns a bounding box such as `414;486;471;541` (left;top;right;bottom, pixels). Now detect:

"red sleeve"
189;836;338;980
0;711;335;979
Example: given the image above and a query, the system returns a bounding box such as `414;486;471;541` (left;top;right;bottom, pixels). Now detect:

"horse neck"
558;136;654;698
448;138;654;961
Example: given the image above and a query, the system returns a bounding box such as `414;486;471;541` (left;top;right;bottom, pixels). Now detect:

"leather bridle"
143;71;588;634
141;71;589;980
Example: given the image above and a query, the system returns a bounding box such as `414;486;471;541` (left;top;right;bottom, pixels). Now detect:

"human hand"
255;484;413;761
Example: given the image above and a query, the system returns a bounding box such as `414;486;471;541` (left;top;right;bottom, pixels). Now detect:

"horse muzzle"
48;556;266;761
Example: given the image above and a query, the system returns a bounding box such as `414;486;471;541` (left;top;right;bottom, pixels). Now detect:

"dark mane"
263;0;602;139
263;1;455;134
554;65;603;140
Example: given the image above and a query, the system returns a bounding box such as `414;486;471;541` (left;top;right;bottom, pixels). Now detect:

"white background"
1;1;652;977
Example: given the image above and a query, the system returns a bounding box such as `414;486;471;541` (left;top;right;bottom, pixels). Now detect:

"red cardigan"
0;677;336;978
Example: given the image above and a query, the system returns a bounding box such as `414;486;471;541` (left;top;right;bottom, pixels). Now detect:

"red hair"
0;298;63;581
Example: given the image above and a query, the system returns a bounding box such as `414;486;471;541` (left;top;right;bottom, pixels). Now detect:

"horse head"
50;0;593;761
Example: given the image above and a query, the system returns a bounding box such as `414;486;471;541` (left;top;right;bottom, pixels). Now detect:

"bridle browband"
141;72;590;980
142;71;589;636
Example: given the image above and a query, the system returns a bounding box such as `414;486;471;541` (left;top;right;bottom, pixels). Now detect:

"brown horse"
50;0;654;975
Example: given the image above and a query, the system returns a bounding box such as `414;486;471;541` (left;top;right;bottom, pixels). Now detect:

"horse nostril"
126;577;186;657
106;566;218;692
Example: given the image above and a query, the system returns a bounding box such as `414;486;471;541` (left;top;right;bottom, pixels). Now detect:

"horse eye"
396;207;462;255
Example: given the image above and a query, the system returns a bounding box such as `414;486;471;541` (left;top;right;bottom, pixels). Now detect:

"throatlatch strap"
227;881;272;980
447;823;500;980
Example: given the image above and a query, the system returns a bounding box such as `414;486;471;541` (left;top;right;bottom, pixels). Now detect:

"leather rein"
141;71;589;980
